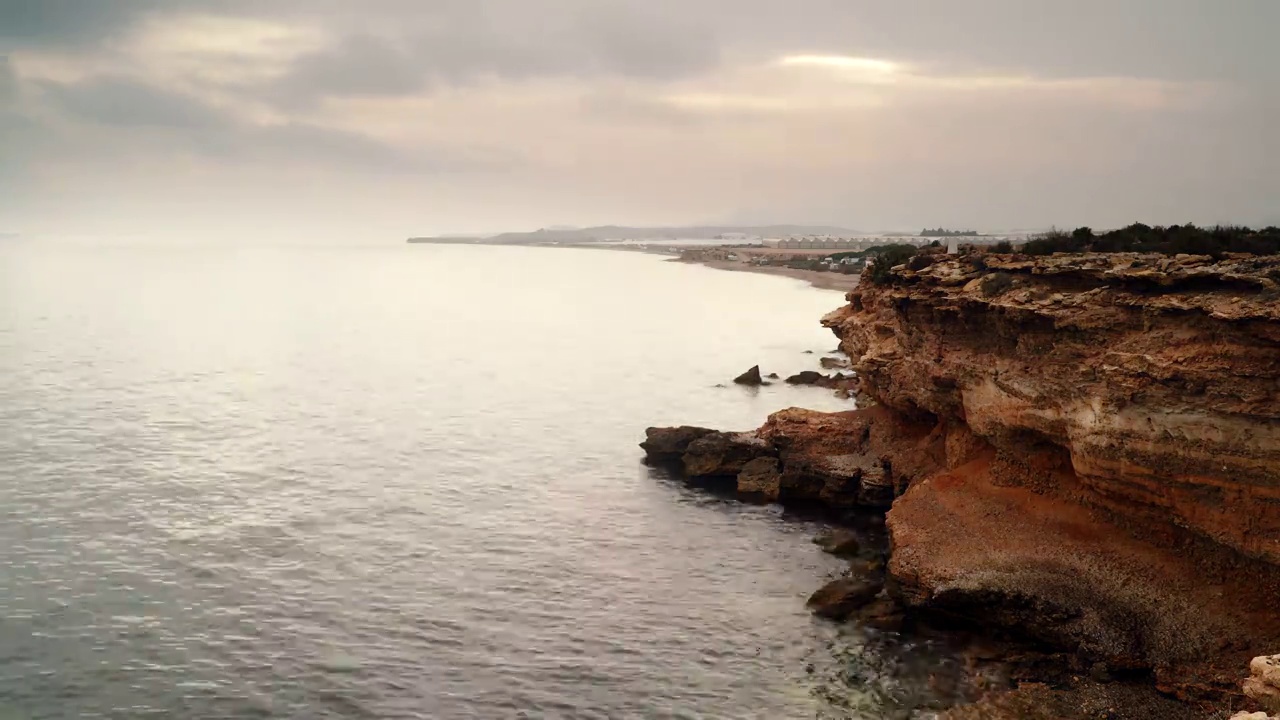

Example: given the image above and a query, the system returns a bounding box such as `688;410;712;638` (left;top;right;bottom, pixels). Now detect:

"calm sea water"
0;242;953;719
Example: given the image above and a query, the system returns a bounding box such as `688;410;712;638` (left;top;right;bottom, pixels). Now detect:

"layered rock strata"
642;252;1280;715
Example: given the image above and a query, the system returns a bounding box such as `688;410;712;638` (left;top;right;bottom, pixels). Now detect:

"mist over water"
0;243;945;718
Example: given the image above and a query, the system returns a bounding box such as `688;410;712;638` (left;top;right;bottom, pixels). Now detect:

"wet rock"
812;529;861;557
736;457;781;502
786;370;826;386
807;577;884;621
733;365;765;386
1245;655;1280;714
857;596;905;633
766;372;780;380
640;426;716;463
683;432;770;478
820;356;851;370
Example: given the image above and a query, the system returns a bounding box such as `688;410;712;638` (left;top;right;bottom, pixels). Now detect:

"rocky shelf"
642;252;1280;719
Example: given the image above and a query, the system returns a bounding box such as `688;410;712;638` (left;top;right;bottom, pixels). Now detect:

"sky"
1;0;1277;242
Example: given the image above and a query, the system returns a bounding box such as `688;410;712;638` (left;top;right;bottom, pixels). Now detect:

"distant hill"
408;225;863;244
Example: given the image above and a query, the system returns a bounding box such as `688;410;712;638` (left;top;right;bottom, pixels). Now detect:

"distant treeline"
1023;224;1280;257
920;229;979;237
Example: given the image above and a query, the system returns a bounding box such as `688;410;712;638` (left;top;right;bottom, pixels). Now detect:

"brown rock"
857;596;905;633
736;457;781;502
824;251;1280;565
806;577;883;621
812;528;861;557
640;426;716;463
820;356;851;370
682;431;770;478
785;370;826;386
733;365;765;386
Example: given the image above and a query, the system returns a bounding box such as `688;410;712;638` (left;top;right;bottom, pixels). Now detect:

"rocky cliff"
824;251;1280;564
643;252;1280;717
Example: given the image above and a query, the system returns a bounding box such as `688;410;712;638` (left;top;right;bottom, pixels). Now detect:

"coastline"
674;257;860;292
641;251;1280;719
407;238;862;292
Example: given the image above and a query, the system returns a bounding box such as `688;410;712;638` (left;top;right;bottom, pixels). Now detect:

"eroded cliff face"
824;252;1280;564
825;252;1280;706
641;252;1280;715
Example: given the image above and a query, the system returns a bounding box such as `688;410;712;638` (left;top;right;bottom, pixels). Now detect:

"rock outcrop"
806;577;883;620
823;252;1280;564
640;426;716;463
820;252;1280;707
733;365;765;386
643;252;1280;715
1245;655;1280;714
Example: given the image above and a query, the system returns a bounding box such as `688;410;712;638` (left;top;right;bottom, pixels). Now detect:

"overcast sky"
2;1;1277;241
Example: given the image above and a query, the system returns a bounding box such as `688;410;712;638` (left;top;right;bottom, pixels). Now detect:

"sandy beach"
682;258;861;292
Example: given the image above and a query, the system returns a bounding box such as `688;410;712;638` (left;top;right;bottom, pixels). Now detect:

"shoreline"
673;257;860;292
407;239;863;292
641;251;1280;719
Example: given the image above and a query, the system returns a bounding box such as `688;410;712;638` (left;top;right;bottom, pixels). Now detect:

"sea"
0;242;960;719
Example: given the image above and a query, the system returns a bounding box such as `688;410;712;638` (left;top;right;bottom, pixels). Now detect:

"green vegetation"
992;240;1013;253
1022;224;1280;258
825;244;915;263
867;244;920;285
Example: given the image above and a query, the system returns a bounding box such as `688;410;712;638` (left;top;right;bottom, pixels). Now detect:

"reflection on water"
0;242;951;718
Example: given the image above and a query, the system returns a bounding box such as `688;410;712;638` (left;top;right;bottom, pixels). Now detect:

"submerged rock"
640;426;716;463
733;365;765;386
812;529;861;557
807;577;883;621
856;595;906;633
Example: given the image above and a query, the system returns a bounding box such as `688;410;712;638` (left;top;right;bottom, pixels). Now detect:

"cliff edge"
644;252;1280;716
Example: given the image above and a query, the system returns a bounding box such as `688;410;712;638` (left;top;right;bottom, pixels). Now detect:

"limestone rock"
682;431;769;478
736;457;780;502
820;356;851;370
824;251;1280;564
806;577;883;621
1245;655;1280;714
640;426;716;463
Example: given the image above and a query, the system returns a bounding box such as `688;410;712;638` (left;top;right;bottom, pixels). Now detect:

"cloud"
42;74;233;128
264;1;719;107
0;0;159;44
1;0;1276;238
31;73;511;175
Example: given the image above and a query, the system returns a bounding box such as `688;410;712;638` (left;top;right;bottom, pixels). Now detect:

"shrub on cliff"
866;245;920;285
1023;223;1280;257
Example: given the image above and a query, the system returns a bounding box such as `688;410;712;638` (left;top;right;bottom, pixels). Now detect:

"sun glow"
779;55;900;76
